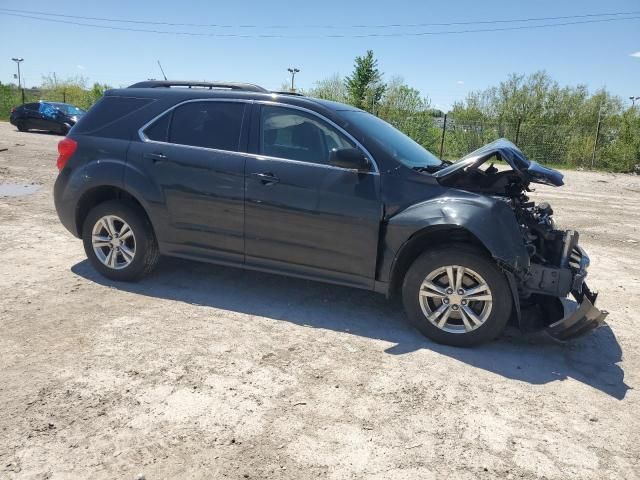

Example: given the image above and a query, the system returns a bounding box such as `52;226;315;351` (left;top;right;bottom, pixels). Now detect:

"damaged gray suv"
54;80;608;346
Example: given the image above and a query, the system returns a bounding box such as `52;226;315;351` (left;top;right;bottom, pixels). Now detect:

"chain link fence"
392;113;639;172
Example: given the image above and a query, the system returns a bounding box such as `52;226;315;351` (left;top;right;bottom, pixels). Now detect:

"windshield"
50;103;86;116
340;110;442;168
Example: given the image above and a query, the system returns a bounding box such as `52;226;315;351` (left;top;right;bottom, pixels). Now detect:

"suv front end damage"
521;232;608;340
547;284;607;341
435;139;608;340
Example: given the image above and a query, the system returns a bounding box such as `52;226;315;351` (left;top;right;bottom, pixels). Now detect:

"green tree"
445;71;637;171
38;75;110;110
344;50;385;112
89;82;108;100
377;77;440;152
307;73;347;103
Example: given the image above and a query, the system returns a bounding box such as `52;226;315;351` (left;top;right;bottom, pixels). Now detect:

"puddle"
0;183;41;197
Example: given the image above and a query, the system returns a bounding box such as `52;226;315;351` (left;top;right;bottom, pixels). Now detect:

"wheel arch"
387;225;492;298
75;186;154;239
386;224;522;328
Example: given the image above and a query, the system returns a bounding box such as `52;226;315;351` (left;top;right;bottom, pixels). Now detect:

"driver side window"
260;106;354;165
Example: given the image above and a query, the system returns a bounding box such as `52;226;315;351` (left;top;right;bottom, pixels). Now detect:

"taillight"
57;138;77;170
10;107;15;113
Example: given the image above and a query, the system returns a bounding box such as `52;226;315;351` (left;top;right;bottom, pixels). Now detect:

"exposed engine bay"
440;162;571;269
439;157;587;295
434;139;608;339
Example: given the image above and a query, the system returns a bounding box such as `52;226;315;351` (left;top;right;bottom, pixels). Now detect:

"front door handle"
251;172;280;185
144;152;167;163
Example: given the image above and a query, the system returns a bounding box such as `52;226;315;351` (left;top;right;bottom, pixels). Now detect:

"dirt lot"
0;121;639;479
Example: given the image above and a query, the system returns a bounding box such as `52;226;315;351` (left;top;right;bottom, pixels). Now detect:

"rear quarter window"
72;96;153;134
142;111;171;142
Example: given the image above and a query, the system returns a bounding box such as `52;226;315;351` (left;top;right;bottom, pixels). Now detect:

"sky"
0;0;638;111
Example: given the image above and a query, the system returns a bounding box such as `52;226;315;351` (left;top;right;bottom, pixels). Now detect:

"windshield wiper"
412;162;449;173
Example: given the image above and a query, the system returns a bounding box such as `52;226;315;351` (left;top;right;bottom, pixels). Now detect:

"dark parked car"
53;80;607;346
10;101;86;134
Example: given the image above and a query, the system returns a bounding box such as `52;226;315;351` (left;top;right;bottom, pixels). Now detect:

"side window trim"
138;98;379;174
138;98;252;155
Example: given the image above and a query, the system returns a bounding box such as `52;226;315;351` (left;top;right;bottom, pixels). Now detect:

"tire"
59;123;71;135
17;121;28;132
82;200;159;282
402;245;512;347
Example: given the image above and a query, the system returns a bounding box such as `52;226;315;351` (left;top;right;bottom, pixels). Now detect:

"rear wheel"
402;245;512;347
17;121;28;132
82;200;159;281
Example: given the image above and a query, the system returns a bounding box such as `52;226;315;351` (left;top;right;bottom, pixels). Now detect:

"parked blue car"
10;101;86;135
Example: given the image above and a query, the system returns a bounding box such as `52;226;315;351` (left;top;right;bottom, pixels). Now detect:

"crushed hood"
433;138;564;187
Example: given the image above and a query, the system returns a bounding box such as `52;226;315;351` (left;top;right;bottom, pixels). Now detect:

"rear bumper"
545;284;608;341
53;169;81;238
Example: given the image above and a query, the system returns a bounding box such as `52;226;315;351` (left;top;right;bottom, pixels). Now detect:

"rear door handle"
251;172;280;185
144;152;167;163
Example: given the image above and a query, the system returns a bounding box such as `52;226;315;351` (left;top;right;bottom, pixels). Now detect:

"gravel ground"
0;121;639;479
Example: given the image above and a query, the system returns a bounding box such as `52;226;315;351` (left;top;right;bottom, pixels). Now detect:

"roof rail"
127;80;268;93
271;90;305;97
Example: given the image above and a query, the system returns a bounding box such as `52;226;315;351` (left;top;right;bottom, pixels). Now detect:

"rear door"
244;103;382;288
127;99;250;264
22;103;42;129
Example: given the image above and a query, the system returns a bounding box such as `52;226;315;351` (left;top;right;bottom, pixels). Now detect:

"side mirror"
328;148;370;172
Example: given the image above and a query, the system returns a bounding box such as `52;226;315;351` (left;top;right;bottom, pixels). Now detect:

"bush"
0;76;110;121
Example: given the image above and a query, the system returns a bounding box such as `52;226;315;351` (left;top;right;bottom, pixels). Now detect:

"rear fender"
55;154;128;237
55;156;162;238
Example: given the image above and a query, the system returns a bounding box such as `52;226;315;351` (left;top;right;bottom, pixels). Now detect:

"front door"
244;104;382;288
38;103;62;132
127;100;249;264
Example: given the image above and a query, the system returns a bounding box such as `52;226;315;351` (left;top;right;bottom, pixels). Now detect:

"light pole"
630;96;640;107
11;57;23;89
287;67;300;92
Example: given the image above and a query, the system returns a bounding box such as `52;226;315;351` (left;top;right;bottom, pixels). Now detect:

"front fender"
379;192;529;283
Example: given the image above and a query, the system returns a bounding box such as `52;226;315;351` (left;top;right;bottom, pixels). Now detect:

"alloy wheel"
91;215;136;270
418;265;493;334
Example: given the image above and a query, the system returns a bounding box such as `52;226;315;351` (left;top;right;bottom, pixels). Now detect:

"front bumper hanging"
545;284;608;341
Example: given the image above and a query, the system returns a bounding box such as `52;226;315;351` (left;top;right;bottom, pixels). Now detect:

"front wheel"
402;245;512;347
82;200;159;281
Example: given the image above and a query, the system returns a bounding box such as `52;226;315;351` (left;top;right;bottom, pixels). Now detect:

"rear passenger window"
144;112;171;142
168;101;245;151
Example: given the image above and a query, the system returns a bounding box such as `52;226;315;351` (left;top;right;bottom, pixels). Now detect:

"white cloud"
630;52;640;58
456;80;464;85
77;65;85;70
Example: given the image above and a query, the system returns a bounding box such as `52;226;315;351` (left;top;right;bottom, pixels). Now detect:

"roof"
108;79;359;113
